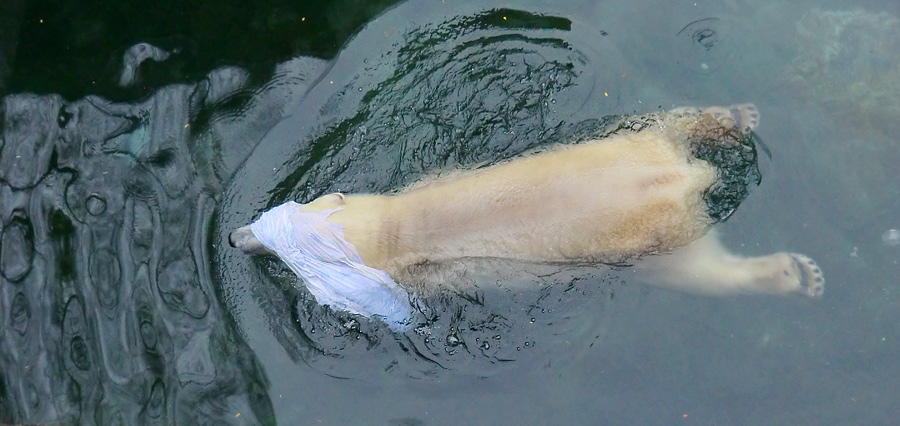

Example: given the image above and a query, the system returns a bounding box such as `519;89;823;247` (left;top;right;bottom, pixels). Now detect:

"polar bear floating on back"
230;104;824;331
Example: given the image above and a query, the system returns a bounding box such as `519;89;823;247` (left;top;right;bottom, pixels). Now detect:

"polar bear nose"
229;225;275;255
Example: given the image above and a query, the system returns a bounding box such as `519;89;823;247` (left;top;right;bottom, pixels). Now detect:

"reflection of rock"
88;247;121;311
133;265;171;356
126;198;157;265
61;295;104;417
786;9;900;228
175;328;216;385
0;54;294;423
789;9;900;127
157;255;210;319
9;291;28;335
0;212;33;282
118;43;174;87
194;58;328;183
0;94;61;189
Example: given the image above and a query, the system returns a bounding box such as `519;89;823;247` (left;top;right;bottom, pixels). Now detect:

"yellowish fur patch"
319;109;723;282
234;104;824;299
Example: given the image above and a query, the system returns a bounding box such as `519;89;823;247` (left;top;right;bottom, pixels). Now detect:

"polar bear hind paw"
789;253;825;297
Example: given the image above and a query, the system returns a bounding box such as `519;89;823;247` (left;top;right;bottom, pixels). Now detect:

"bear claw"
790;253;825;297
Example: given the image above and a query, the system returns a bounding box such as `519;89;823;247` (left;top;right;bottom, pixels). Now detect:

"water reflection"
785;9;900;228
0;57;328;423
9;3;895;424
1;5;629;421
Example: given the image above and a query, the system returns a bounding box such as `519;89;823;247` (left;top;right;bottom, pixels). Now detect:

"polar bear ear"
228;225;275;255
300;192;346;212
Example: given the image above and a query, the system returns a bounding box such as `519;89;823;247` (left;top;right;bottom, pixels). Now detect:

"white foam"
249;201;413;331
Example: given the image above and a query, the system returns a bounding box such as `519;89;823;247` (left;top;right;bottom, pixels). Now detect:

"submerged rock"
786;9;900;228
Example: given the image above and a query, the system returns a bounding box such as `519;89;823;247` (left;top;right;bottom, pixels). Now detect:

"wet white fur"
232;104;824;298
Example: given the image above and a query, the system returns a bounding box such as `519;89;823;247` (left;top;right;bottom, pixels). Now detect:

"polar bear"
230;104;824;330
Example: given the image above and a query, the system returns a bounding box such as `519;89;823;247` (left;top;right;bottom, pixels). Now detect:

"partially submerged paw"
671;103;760;132
788;253;825;297
701;103;759;132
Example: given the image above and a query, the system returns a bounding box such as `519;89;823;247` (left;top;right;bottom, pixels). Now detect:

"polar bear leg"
635;230;824;297
671;103;760;132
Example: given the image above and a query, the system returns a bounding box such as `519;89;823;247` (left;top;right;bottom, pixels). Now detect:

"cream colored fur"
236;104;824;298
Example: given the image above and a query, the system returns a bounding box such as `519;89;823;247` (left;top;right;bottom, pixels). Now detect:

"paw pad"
790;253;825;297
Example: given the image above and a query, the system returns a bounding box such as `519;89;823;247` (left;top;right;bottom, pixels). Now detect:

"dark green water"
2;1;899;425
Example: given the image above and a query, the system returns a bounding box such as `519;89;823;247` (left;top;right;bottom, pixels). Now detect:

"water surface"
2;0;899;425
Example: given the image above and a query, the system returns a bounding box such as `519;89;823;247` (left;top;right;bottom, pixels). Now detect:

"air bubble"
85;194;107;216
882;229;900;246
446;333;460;347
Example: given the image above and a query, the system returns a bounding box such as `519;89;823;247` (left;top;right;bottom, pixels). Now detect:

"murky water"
2;0;900;425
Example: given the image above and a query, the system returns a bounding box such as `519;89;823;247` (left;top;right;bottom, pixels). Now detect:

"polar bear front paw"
787;253;825;297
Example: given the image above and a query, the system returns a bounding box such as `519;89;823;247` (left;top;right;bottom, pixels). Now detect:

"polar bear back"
328;121;720;275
